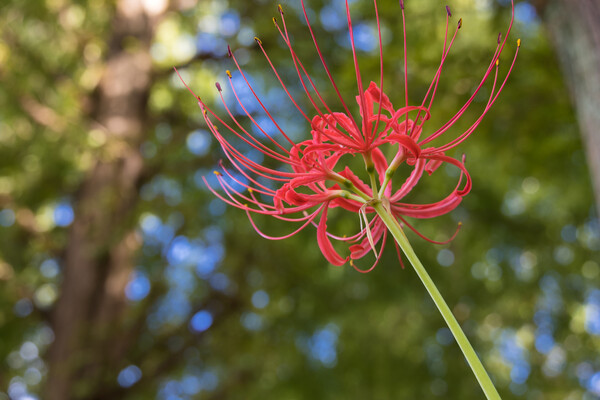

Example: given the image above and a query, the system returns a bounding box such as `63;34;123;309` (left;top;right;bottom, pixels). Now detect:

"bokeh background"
1;0;599;399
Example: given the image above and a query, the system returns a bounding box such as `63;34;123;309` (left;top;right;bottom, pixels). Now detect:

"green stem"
363;152;380;199
373;202;501;400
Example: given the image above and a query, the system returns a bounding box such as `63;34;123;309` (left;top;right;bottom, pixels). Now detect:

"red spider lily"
178;0;520;272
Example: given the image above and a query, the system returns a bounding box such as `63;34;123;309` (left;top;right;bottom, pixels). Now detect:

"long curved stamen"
352;230;388;273
320;217;377;243
430;41;520;153
174;67;201;100
417;38;501;146
223;78;292;157
255;38;311;123
411;7;461;140
197;92;303;180
275;15;362;144
246;203;326;240
419;0;516;147
369;0;385;147
206;173;323;216
345;0;370;146
204;175;280;215
297;1;361;134
219;162;277;196
227;45;298;150
400;0;409;136
398;215;462;244
202;111;298;181
216;172;278;209
217;83;299;164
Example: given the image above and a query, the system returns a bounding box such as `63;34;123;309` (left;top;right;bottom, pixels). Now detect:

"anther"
497;32;502;44
272;17;277;26
458;18;462;29
227;45;233;57
446;5;452;17
213;170;222;176
517;38;521;47
495;59;499;67
248;187;253;193
254;37;262;45
278;4;283;14
226;70;232;78
215;82;222;92
399;0;404;10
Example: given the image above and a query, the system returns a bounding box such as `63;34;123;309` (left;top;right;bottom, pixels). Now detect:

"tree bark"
45;1;166;398
534;0;600;216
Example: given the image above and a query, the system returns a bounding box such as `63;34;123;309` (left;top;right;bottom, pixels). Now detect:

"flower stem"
373;202;501;400
363;152;380;199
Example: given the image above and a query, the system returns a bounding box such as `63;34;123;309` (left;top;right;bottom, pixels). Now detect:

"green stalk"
373;202;501;400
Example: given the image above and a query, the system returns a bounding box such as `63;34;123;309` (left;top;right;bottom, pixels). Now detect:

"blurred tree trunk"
534;0;600;216
45;1;165;398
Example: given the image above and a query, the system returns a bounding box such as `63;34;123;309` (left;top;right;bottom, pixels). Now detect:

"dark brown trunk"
535;0;600;216
45;1;164;398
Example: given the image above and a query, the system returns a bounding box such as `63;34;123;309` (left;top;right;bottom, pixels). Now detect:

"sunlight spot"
190;310;213;333
117;365;142;388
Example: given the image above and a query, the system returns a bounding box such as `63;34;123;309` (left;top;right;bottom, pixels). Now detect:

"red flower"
178;0;519;272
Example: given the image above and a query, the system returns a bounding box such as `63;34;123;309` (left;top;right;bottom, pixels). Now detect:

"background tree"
532;0;600;216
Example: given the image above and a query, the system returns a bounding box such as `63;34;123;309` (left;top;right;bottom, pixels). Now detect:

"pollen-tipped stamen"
368;0;386;148
297;0;362;134
345;0;371;146
418;0;516;148
254;39;312;123
216;81;299;164
274;14;363;145
227;43;299;150
411;6;462;140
